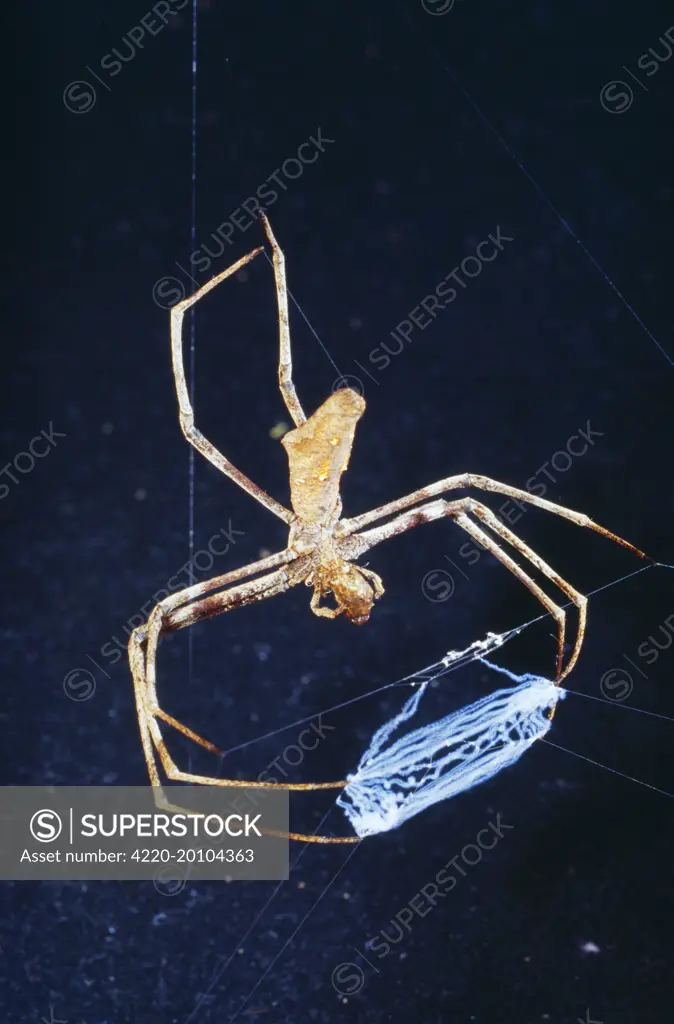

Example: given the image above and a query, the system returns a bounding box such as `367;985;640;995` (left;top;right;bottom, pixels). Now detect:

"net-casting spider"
128;215;648;843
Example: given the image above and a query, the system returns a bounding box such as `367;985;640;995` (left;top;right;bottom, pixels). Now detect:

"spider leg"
131;627;353;844
346;496;588;681
133;554;297;778
310;587;341;619
142;567;294;783
339;472;650;562
129;626;161;785
129;552;291;789
128;550;356;843
260;214;306;427
129;615;232;791
359;566;386;599
170;246;292;523
468;502;587;680
128;561;356;847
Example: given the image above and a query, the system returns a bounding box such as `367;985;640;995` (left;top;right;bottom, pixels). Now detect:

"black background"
3;1;674;1021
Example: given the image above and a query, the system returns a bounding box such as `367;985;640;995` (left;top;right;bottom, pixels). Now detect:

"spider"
129;214;648;843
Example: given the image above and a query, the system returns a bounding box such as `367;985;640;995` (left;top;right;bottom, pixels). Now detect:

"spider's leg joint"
359;565;385;600
131;623;148;644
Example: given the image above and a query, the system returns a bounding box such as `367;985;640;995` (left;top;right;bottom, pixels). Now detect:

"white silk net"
337;631;565;838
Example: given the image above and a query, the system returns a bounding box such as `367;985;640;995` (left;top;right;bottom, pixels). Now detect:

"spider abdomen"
281;388;365;526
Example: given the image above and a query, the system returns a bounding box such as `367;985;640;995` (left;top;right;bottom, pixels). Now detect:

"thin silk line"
190;563;666;1021
393;0;673;369
262;250;344;380
178;9;671;1017
178;8;672;1006
181;805;344;1024
187;0;198;687
229;843;361;1023
542;738;674;799
182;876;287;1023
561;686;674;725
213;563;656;757
224;715;673;1024
215;629;523;758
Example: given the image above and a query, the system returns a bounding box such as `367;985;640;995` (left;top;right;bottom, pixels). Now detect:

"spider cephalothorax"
129;212;649;843
307;554;384;624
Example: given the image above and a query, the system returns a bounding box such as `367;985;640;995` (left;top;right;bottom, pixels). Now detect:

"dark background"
3;1;674;1021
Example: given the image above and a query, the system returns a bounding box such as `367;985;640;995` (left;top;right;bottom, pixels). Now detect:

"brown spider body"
282;387;364;526
128;212;650;843
282;387;383;623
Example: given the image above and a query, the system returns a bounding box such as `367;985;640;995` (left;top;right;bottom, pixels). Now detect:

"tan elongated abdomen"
281;388;365;525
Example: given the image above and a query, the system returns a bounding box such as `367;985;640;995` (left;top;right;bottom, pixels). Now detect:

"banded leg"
339;472;650;563
130;626;354;844
128;553;357;843
132;551;296;784
260;214;306;426
170;246;292;523
470;501;587;679
348;496;588;681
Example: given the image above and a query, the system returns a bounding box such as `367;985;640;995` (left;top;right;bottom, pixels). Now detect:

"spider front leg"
343;496;588;682
260;213;306;427
168;215;310;521
169;244;293;524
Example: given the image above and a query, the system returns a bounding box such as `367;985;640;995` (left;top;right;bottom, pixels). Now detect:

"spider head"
310;559;382;625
